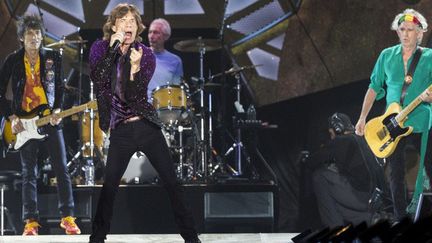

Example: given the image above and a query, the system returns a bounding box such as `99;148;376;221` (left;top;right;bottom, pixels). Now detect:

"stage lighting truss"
225;0;302;81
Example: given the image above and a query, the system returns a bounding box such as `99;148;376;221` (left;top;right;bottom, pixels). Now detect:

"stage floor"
0;233;297;243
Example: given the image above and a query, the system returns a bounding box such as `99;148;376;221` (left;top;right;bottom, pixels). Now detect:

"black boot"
89;236;105;243
184;236;202;243
89;240;105;243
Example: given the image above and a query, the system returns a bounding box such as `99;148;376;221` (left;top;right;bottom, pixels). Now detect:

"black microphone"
110;32;124;52
111;39;121;52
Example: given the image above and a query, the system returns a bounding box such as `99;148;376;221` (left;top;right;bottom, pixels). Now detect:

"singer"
88;3;200;243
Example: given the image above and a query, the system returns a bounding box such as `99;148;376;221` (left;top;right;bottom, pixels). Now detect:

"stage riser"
5;184;278;234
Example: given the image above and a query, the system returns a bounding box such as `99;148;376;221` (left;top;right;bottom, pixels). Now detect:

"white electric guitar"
2;100;97;151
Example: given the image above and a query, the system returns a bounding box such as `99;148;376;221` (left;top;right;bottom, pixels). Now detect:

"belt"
123;116;141;124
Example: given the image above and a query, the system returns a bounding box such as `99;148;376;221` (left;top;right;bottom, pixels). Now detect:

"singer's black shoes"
185;236;202;243
89;239;104;243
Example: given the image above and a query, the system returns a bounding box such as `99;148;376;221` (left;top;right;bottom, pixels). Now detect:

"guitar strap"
400;48;423;105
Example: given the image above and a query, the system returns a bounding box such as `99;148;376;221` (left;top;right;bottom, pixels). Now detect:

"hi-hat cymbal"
210;64;262;79
190;82;221;95
174;38;221;52
46;39;88;48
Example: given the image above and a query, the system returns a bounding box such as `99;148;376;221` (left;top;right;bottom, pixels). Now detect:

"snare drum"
152;85;187;124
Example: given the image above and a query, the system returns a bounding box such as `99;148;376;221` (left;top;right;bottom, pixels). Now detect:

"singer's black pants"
90;118;197;241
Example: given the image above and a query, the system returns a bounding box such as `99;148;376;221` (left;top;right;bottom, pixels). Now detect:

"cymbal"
203;82;221;92
46;39;88;48
190;82;221;95
210;64;262;79
174;38;221;52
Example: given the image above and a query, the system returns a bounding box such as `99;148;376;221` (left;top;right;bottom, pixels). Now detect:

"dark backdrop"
256;79;386;232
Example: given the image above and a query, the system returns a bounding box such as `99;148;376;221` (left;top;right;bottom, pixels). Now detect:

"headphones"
329;113;345;135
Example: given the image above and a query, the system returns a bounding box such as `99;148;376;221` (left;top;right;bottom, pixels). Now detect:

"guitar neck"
35;103;89;127
396;84;432;123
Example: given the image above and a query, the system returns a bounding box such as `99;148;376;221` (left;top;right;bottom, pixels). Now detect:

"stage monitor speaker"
204;192;274;233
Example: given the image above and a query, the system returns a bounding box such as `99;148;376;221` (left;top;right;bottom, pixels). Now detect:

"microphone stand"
33;0;46;46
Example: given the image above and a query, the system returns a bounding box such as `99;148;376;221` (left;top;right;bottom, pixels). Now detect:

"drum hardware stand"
177;125;185;180
176;125;194;181
211;147;237;176
66;38;84;176
77;35;84;105
223;71;246;176
67;80;98;185
84;80;96;185
205;76;227;177
206;85;235;177
197;37;208;178
207;89;215;175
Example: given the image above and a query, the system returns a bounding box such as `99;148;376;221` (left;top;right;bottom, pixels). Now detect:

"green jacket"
370;44;432;132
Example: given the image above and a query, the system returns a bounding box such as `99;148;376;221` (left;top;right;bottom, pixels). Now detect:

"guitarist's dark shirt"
308;134;379;192
0;48;63;118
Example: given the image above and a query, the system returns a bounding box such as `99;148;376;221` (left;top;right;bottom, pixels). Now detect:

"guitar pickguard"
382;114;409;141
14;116;47;150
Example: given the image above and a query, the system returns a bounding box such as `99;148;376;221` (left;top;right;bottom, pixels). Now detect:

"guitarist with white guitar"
0;15;81;235
355;9;432;222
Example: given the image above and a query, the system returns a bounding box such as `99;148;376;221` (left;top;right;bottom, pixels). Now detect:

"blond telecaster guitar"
2;100;97;151
364;85;432;158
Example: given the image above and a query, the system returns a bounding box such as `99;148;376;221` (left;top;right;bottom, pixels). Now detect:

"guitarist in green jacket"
355;9;432;221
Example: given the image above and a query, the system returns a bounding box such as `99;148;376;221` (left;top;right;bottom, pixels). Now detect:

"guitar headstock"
87;100;98;110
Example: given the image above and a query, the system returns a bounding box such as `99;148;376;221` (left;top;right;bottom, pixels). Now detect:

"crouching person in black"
309;112;387;228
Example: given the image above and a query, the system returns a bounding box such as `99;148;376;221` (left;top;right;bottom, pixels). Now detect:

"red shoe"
60;216;81;235
22;219;40;236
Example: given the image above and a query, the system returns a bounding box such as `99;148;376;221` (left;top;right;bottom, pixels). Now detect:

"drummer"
147;18;183;104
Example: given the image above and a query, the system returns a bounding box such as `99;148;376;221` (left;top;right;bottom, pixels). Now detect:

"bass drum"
81;111;106;158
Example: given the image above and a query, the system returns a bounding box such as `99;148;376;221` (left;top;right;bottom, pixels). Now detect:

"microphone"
112;39;121;51
111;31;125;52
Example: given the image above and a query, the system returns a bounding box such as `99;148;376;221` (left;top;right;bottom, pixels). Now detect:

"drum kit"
46;36;257;184
149;37;226;182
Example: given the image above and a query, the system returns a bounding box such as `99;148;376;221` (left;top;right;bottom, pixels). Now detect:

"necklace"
25;53;39;81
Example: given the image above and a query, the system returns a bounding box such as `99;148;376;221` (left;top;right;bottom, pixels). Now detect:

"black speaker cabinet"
204;191;275;232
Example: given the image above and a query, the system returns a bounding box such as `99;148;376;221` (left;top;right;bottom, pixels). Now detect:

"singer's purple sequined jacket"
89;39;160;132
